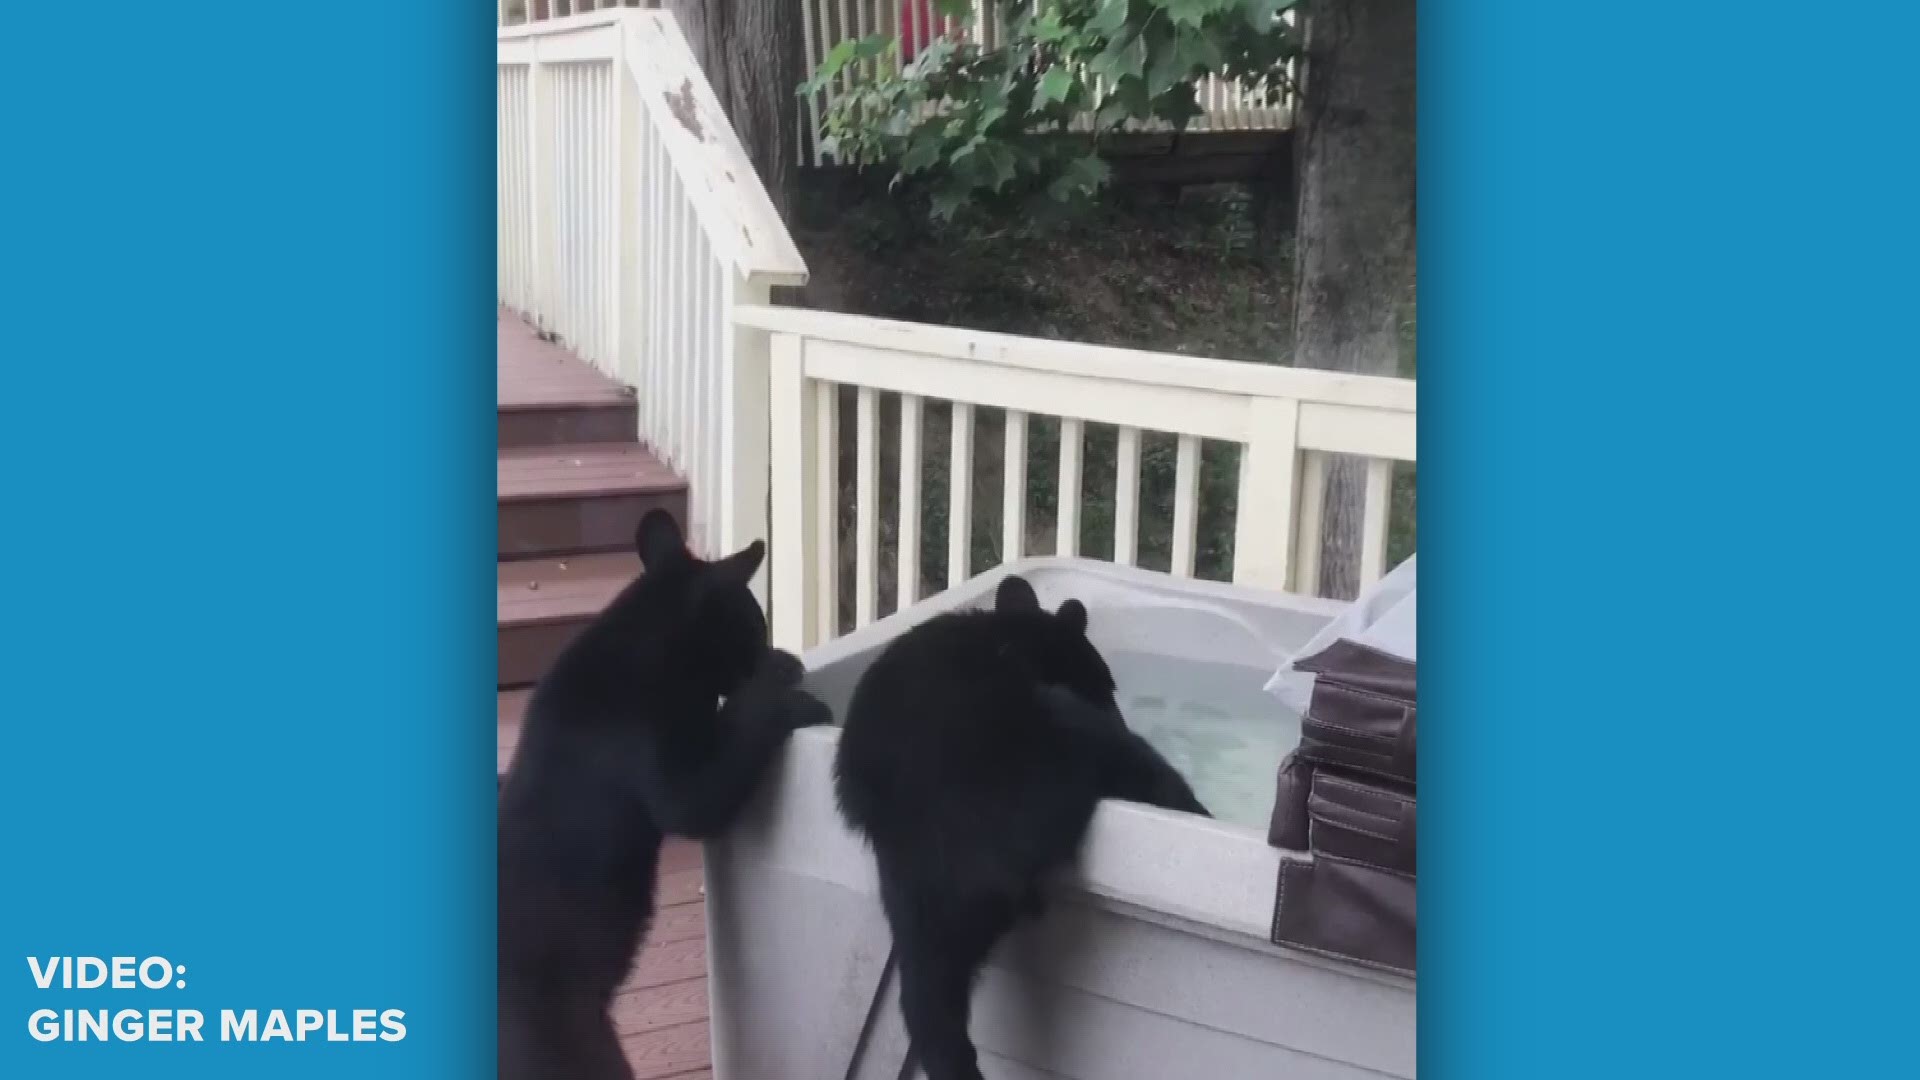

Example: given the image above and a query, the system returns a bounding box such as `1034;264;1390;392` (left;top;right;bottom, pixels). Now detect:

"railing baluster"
1057;417;1082;557
601;64;615;366
1233;400;1301;590
836;0;855;97
1170;434;1200;577
854;0;871;82
663;167;681;467
569;67;583;349
1360;458;1394;588
948;403;974;587
1293;449;1328;595
854;387;880;627
722;272;773;607
813;381;840;644
651;117;668;444
639;115;653;431
768;334;809;651
561;66;572;343
1002;409;1028;565
598;64;612;367
897;393;923;611
1114;425;1141;566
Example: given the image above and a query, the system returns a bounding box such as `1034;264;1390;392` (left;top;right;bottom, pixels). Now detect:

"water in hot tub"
1107;651;1303;831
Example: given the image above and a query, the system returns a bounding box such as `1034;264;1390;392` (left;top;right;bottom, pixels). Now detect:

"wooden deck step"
497;551;639;687
499;393;637;450
498;314;638;447
497;307;635;425
498;442;686;559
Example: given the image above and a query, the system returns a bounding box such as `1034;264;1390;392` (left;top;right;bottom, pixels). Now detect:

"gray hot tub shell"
704;557;1417;1079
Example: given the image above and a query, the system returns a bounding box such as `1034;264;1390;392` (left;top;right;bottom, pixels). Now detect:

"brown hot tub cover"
1268;626;1417;975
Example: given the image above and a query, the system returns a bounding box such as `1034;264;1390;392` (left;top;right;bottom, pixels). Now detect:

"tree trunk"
666;0;801;219
1290;0;1416;599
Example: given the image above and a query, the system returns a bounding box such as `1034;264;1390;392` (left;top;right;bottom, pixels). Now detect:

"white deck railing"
498;9;1414;643
498;10;807;554
728;305;1416;653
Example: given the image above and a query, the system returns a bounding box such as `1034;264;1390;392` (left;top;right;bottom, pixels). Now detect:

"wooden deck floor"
617;837;713;1079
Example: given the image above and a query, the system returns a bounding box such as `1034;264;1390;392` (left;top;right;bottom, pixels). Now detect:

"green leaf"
1065;153;1111;189
1036;66;1075;107
822;38;858;71
1161;0;1214;29
1045;152;1111;202
906;38;957;77
1090;0;1131;37
1090;30;1148;82
1095;95;1136;130
1109;73;1152;116
1146;46;1186;98
902;136;944;174
978;141;1018;191
1176;26;1224;72
1033;11;1073;43
930;190;969;222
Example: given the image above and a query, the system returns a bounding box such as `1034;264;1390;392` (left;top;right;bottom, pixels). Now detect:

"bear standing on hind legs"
834;575;1208;1080
498;509;830;1080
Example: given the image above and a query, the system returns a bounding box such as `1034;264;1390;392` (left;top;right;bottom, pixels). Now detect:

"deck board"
498;442;685;501
621;1020;713;1079
623;935;708;992
498;551;639;627
498;308;633;411
620;838;711;1078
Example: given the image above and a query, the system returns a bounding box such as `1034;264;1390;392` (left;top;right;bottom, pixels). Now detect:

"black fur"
498;509;829;1080
833;575;1207;1080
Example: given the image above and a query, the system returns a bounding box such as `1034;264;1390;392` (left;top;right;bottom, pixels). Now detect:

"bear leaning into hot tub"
835;575;1209;1080
498;509;829;1080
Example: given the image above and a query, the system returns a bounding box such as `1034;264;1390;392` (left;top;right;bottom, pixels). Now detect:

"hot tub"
703;558;1417;1079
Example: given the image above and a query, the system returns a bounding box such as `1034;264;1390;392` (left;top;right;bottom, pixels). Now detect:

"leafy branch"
802;0;1301;222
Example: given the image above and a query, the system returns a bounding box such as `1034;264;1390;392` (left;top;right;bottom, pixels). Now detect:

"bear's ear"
996;575;1041;613
1056;598;1089;635
635;509;688;571
707;539;766;588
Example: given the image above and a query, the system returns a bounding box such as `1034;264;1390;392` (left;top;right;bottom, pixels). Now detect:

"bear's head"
991;574;1118;711
635;508;769;698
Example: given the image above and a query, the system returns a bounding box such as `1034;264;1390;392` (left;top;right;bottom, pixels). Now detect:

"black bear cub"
498;509;829;1080
834;575;1208;1080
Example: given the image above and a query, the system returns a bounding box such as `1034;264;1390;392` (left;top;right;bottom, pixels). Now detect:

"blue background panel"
0;2;493;1076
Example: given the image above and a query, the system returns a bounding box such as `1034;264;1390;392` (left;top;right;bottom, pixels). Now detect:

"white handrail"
733;304;1415;417
729;307;1416;652
498;10;808;560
